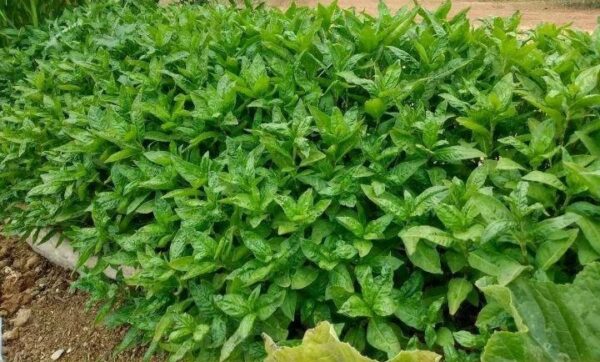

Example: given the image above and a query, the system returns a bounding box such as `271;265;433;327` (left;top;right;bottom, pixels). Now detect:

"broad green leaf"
263;321;374;362
387;351;442;362
220;314;256;362
336;214;364;237
574;64;600;96
434;146;485;162
337;71;375;89
215;294;249;318
400;226;454;250
408;242;442;275
144;151;173;166
264;321;440;362
362;184;409;220
563;160;600;199
240;230;272;263
411;186;449;216
386;159;427;186
105;148;138;163
481;263;600;362
535;229;578;270
367;318;401;358
447;278;473;315
364;215;394;240
496;157;526;171
468;248;531;285
339;295;373;318
575;216;600;254
473;193;513;222
171;155;208;189
522;170;566;191
291;267;319;290
434;204;464;231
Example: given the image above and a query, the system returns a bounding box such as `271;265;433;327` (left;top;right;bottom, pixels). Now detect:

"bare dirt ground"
0;237;153;361
268;0;600;31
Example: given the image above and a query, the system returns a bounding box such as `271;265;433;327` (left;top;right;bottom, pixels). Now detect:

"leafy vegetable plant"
1;0;600;361
0;0;84;35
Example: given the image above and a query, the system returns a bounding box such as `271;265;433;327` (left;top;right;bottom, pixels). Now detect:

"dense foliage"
0;0;84;33
1;0;600;361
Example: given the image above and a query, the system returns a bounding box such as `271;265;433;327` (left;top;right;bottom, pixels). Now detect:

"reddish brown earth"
0;237;155;361
268;0;600;32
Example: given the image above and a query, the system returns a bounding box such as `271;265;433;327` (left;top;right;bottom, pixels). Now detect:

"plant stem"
29;0;38;27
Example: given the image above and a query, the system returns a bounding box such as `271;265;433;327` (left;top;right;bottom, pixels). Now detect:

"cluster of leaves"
264;320;441;362
1;0;600;361
0;0;85;34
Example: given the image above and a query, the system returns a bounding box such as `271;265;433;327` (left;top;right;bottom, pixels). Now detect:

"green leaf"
364;98;386;119
362;184;408;221
387;351;442;362
574;64;600;95
434;204;464;231
453;330;486;349
336;214;364;237
263;321;374;362
408;242;442;275
256;287;286;321
367;318;401;359
411;186;449;216
220;314;256;362
339;295;373;318
575;216;600;254
364;215;393;240
400;226;454;250
434;146;485;162
473;193;513;222
386;159;427;186
468;248;531;285
496;157;526;171
105;148;138;163
481;263;600;362
447;278;473;316
240;230;272;263
535;229;578;270
215;294;249;318
482;331;541;362
144;151;173;166
522;170;566;191
171;155;208;189
291;267;319;290
563;160;600;198
337;71;375;89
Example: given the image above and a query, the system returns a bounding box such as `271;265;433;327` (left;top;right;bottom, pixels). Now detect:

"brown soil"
0;237;151;362
268;0;600;32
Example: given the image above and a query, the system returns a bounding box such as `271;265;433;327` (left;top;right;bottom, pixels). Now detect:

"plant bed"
1;0;600;361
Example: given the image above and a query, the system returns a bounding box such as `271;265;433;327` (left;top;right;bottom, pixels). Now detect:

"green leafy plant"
1;0;600;361
0;0;84;28
263;320;441;362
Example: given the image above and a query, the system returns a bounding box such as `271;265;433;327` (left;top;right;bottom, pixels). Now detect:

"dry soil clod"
12;308;32;327
50;348;65;360
2;328;19;342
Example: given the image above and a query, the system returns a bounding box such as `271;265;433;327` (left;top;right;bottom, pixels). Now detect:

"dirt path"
269;0;600;31
0;237;156;361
